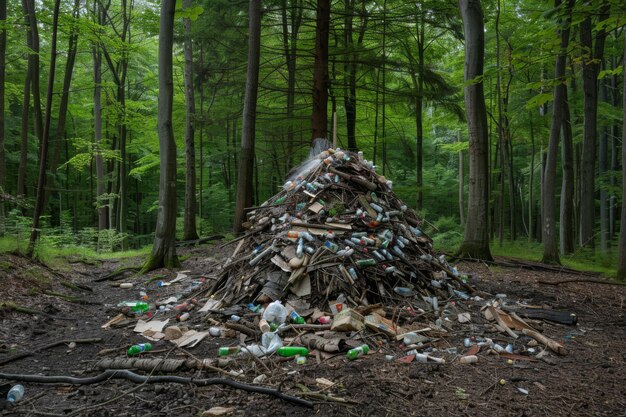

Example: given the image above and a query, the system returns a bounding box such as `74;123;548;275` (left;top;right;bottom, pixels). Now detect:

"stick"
0;338;102;366
0;370;313;408
487;307;518;339
521;328;567;356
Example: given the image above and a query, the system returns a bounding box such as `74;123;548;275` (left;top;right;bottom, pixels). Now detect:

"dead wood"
0;370;313;408
0;338;102;366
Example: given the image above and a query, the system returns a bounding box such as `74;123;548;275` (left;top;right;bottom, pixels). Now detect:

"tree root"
0;370;313;408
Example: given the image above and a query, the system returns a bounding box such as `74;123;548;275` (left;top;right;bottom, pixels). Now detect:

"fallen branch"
521;328;567;356
225;322;261;338
537;278;626;286
0;370;312;408
94;266;141;282
0;338;102;366
176;235;224;247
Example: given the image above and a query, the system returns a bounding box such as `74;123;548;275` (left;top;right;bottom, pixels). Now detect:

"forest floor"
0;242;624;417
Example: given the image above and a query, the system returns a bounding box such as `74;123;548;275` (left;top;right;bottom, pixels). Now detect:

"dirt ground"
0;243;624;417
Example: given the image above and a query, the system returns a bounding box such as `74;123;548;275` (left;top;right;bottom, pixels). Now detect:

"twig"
0;370;313;408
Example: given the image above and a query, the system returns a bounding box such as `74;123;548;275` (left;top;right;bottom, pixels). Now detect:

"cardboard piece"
170;330;210;348
364;312;402;337
331;308;364;332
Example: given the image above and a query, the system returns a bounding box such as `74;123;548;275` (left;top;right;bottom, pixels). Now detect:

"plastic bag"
262;300;287;325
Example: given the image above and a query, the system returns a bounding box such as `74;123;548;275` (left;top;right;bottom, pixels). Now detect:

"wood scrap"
522;328;567;356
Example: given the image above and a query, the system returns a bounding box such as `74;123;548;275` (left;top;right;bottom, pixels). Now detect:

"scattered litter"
199;406;235;416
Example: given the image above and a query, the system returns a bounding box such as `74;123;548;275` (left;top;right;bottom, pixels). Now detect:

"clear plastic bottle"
127;343;153;356
7;385;24;403
346;344;369;360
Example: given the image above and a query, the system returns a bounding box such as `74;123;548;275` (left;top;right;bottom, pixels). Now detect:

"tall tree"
281;0;303;171
617;30;626;280
27;0;61;257
45;0;81;211
560;87;574;254
182;0;199;241
578;1;609;249
93;1;107;231
457;0;492;261
542;0;573;264
311;0;330;141
143;0;179;270
233;0;261;233
0;0;5;232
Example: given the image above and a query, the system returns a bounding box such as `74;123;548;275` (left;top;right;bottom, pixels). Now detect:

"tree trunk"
560;87;574;254
415;11;424;212
142;0;179;271
542;0;573;264
27;0;61;257
92;2;106;231
281;0;302;172
528;112;535;241
579;3;608;249
45;0;80;212
457;0;492;261
17;71;30;198
311;0;330;141
458;131;465;227
182;0;198;241
617;30;626;280
598;75;609;252
22;0;42;145
233;0;261;233
0;0;5;233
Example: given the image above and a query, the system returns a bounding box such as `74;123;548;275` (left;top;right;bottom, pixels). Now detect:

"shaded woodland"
0;0;624;276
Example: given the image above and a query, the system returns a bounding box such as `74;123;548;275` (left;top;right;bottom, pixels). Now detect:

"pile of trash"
207;145;473;312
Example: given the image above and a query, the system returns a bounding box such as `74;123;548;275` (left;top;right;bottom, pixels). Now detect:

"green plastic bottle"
277;346;309;357
356;259;376;267
346;344;369;360
118;301;149;313
289;311;305;324
218;346;241;356
127;343;153;356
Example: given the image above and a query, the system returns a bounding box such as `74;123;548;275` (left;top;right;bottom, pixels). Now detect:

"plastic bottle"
289;311;305;324
218;346;241;356
460;355;478;364
7;385;24;403
127;343;153;356
118;301;149;313
356;259;376;267
277;346;309;357
324;240;339;253
394;286;412;297
346;344;369;360
259;319;271;333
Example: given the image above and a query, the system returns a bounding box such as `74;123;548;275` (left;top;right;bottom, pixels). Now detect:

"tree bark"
457;0;492;261
542;0;573;264
0;0;6;233
560;86;574;254
458;131;465;227
27;0;61;257
280;0;302;172
45;0;80;213
143;0;179;271
182;0;198;241
17;70;30;198
578;2;608;249
617;30;626;280
92;1;107;231
311;0;330;141
22;0;42;145
233;0;261;233
415;9;425;212
598;75;609;252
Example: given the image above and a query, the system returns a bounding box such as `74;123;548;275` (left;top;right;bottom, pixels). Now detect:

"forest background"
1;0;625;276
